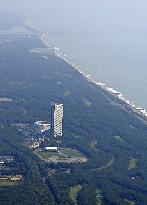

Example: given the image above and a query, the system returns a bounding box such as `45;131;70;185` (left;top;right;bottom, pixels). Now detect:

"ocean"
4;0;147;109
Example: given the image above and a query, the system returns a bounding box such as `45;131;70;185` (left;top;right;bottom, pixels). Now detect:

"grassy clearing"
39;151;59;159
69;185;82;204
72;133;81;139
61;148;83;158
89;140;99;152
0;181;19;187
96;189;103;205
37;148;84;159
0;165;7;170
64;90;70;96
124;199;135;205
35;148;87;163
114;136;123;142
84;98;92;107
93;158;115;171
128;158;138;170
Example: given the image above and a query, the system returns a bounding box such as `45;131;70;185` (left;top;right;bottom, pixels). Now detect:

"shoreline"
2;23;147;122
40;34;147;123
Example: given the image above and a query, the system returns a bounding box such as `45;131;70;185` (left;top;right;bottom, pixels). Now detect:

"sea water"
4;0;147;109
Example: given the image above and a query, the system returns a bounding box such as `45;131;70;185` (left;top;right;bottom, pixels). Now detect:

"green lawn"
124;199;135;205
0;165;7;170
69;185;82;204
39;151;59;159
37;148;85;161
0;181;20;187
89;140;99;152
128;158;138;170
93;158;115;171
84;98;92;107
60;148;83;158
114;136;123;142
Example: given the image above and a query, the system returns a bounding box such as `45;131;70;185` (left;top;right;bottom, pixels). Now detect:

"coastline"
1;21;147;123
40;34;147;123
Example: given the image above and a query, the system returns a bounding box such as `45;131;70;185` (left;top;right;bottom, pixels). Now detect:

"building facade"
50;103;63;138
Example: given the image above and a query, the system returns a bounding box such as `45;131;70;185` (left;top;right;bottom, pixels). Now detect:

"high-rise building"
50;103;63;138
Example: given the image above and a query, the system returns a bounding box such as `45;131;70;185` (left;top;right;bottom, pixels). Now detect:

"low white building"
45;147;58;152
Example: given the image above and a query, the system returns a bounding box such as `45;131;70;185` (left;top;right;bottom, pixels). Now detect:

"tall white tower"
50;103;63;138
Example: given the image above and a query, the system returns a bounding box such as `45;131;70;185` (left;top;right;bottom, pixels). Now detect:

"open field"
63;90;70;96
35;148;88;163
89;140;99;152
0;165;7;170
60;148;83;158
84;98;92;107
114;135;123;142
93;158;115;171
0;181;20;187
69;185;82;204
128;158;138;170
39;151;60;159
124;199;135;205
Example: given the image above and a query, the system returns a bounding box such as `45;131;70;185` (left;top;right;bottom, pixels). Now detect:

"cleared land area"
128;158;138;170
69;185;82;205
63;90;70;96
0;181;19;187
89;140;99;152
35;148;87;163
39;151;60;158
84;98;92;107
93;158;115;171
124;199;135;205
60;148;82;158
114;135;123;142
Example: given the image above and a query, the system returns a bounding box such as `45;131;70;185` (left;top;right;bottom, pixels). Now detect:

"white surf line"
40;35;147;121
